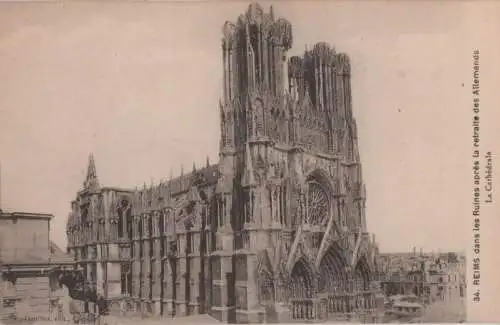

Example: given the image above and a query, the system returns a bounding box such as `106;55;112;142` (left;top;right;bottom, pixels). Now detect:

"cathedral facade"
66;3;382;323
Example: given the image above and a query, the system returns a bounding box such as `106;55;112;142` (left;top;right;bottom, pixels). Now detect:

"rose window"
307;181;329;225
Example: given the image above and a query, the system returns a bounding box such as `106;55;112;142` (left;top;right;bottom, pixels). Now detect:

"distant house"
0;210;76;322
379;250;466;303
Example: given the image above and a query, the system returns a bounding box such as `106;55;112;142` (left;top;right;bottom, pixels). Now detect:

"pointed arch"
257;250;275;306
354;254;372;290
117;197;132;239
290;257;315;299
306;168;335;196
286;238;313;276
318;243;349;294
253;97;265;135
257;250;273;275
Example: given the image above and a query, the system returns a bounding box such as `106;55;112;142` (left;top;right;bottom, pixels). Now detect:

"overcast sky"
0;1;497;253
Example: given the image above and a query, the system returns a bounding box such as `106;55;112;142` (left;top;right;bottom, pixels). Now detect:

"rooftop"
0;210;53;220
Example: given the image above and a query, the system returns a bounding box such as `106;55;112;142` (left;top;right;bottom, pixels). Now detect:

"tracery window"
157;212;163;235
162;210;169;234
125;209;132;239
191;235;197;254
138;219;143;239
272;188;279;222
118;199;129;238
306;181;329;225
148;215;153;237
280;184;287;225
255;100;264;135
258;271;274;305
81;205;89;224
247;110;254;138
98;220;105;241
152;214;158;237
177;235;182;255
243;190;251;224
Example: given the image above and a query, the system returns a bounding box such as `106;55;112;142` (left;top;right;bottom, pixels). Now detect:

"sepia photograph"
0;1;498;324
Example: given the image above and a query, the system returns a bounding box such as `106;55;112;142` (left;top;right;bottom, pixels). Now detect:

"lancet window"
152;214;159;237
280;183;287;225
81;205;89;224
147;215;153;237
159;211;165;234
98;220;105;241
120;263;131;295
243;189;251;224
118;199;130;238
269;189;274;223
216;196;225;227
138;218;143;239
222;109;235;148
163;210;170;234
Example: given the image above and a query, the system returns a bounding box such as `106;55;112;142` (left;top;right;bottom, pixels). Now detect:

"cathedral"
66;3;383;323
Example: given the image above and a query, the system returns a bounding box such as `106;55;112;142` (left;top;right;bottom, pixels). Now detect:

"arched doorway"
318;244;349;316
354;256;373;311
256;251;276;321
289;258;315;321
290;258;314;299
354;259;370;292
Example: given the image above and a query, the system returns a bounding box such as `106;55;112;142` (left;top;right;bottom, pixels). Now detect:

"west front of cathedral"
66;3;383;323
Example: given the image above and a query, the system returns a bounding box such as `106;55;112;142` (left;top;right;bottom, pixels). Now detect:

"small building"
0;210;77;322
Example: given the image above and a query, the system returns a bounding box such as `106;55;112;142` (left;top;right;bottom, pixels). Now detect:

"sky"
0;0;497;253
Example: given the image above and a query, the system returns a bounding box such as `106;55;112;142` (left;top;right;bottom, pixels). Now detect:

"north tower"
214;3;381;323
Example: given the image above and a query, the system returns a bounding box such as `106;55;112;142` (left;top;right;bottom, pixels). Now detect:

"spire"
206;155;210;167
84;153;99;190
192;162;196;173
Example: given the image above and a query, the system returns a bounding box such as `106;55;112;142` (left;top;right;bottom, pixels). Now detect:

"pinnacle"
84;153;99;190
